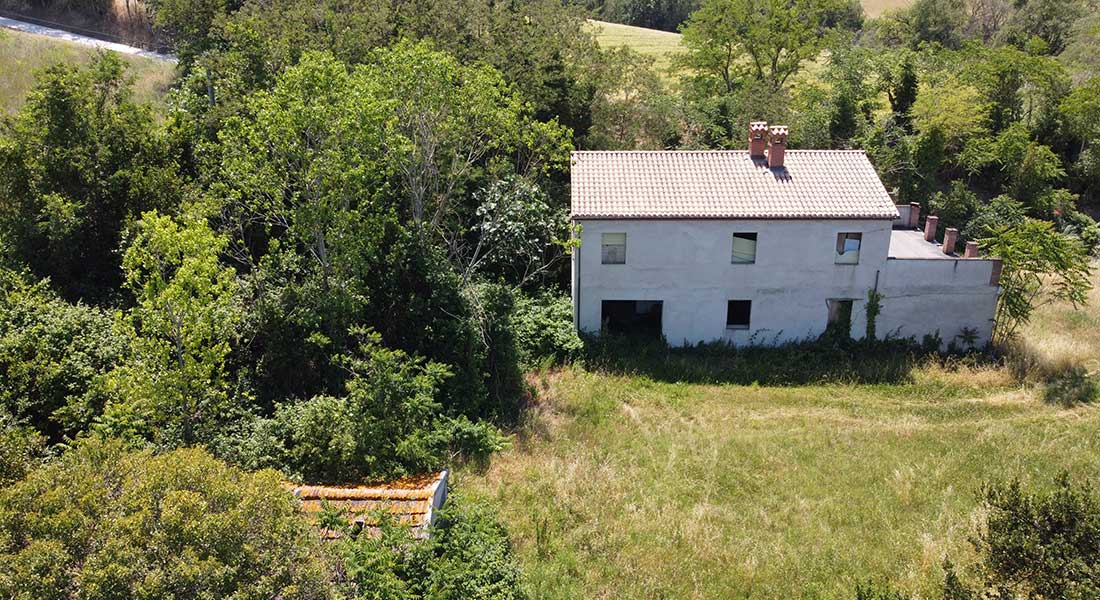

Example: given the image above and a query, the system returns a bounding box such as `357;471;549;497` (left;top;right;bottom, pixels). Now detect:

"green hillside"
588;19;686;74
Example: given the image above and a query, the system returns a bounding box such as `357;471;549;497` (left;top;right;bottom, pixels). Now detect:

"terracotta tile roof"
570;150;899;220
289;471;448;539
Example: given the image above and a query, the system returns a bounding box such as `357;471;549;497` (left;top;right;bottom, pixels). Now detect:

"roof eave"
570;214;900;221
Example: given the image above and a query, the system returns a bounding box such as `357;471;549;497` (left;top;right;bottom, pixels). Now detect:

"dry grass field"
0;28;174;114
863;0;914;17
588;19;686;76
462;273;1100;599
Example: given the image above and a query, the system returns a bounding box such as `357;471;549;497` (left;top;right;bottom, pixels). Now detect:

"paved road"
0;15;176;62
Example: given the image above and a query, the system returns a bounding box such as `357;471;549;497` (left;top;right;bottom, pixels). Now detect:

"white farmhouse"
570;123;1002;348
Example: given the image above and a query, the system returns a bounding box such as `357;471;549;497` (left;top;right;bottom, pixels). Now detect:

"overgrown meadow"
465;283;1100;598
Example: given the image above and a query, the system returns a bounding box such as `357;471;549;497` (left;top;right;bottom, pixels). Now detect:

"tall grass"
463;272;1100;598
1009;279;1100;380
582;334;971;386
464;364;1099;599
1002;270;1100;405
0;28;174;114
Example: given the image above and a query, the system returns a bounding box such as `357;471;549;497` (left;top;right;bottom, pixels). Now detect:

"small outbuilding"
290;470;449;539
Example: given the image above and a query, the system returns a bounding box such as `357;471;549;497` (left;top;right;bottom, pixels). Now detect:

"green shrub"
0;439;334;599
971;474;1100;599
1043;365;1099;407
258;329;505;483
0;270;125;443
511;292;583;370
0;413;44;486
468;283;526;422
865;475;1100;599
341;493;526;600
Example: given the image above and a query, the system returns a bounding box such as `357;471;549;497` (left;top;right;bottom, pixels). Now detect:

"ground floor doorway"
601;300;663;338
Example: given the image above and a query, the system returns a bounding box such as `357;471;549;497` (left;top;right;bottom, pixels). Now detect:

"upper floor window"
835;232;862;264
732;232;758;264
602;233;626;264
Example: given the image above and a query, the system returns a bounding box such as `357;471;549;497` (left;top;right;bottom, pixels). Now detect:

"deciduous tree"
97;211;242;447
680;0;848;92
981;220;1092;344
0;54;181;303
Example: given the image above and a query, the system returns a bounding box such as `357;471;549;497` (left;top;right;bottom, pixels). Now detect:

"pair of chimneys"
749;121;788;168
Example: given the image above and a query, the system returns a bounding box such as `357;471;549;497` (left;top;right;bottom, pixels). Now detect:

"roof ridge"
571;149;867;154
570;149;895;220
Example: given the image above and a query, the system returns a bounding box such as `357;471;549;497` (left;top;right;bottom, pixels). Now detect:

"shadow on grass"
581;333;976;386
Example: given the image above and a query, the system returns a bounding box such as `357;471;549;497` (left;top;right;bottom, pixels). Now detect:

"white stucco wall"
571;218;1001;347
572;218;891;346
879;258;1000;347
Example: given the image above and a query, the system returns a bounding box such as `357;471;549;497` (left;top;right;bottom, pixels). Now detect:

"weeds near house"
582;333;985;386
1007;266;1100;403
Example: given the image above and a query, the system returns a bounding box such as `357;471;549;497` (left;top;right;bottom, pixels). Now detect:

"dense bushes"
0;53;181;303
239;329;505;484
0;439;529;600
0;439;335;599
967;474;1100;598
511;292;583;370
0;415;43;486
0;271;124;442
583;334;939;385
342;493;526;600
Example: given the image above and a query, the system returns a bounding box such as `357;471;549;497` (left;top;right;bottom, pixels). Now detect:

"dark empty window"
601;300;662;337
726;300;751;330
732;233;758;264
835;233;862;264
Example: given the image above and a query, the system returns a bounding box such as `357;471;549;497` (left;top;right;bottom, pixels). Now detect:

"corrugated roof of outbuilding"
570;150;898;220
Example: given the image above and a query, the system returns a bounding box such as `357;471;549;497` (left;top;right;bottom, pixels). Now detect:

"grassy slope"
589;0;912;78
863;0;913;17
588;19;685;75
0;28;174;114
463;278;1100;599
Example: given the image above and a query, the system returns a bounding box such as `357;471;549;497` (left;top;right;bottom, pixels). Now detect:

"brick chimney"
909;202;921;228
924;215;939;242
767;125;788;168
942;228;958;255
749;121;768;158
964;241;980;258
